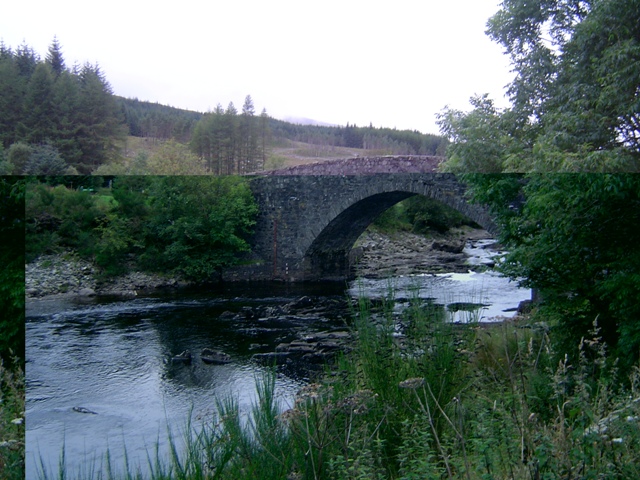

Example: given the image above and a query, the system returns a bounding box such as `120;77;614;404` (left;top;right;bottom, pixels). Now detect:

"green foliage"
0;359;24;479
6;143;31;173
512;175;640;367
145;140;207;175
439;0;639;172
141;176;258;281
462;174;640;372
0;178;25;360
26;176;258;283
24;144;70;175
0;39;125;173
373;195;476;234
26;182;106;260
437;95;519;173
0;178;26;478
438;0;640;378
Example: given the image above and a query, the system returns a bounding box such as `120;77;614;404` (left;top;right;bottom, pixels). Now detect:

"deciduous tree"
438;1;640;372
439;0;640;173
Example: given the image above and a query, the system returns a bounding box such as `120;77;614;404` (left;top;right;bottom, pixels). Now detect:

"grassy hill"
115;97;448;173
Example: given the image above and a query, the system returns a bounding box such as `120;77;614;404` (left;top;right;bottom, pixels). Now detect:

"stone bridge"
227;157;495;282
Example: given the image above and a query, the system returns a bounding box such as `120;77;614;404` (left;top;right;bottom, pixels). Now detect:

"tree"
240;95;258;173
437;1;640;372
51;70;82;163
541;0;640;158
500;175;640;369
22;63;56;144
0;52;24;148
45;36;65;77
73;63;125;172
439;0;640;173
190;104;226;174
437;95;516;173
141;176;258;281
0;144;8;174
259;108;270;170
146;140;207;175
6;143;32;174
23;144;71;175
14;43;38;78
0;177;25;360
223;102;239;174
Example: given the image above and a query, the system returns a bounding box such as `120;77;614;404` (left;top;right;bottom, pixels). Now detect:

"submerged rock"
252;351;292;365
171;350;192;364
72;406;98;415
201;348;231;364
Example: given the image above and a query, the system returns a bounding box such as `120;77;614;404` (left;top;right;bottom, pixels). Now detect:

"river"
25;242;531;479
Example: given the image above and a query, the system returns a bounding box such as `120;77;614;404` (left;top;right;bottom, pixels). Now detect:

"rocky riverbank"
25;227;499;300
353;226;496;278
25;253;188;299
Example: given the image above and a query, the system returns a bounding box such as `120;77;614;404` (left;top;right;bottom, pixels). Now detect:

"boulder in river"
171;350;192;364
72;406;98;414
201;348;231;364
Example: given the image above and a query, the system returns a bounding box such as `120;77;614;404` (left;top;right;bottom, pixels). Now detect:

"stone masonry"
226;163;495;282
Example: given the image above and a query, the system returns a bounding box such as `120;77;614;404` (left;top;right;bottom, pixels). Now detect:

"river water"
26;241;531;479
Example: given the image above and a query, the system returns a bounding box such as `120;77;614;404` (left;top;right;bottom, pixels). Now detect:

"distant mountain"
282;116;338;127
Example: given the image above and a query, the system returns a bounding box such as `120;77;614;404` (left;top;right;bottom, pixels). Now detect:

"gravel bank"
25;253;188;299
353;226;495;278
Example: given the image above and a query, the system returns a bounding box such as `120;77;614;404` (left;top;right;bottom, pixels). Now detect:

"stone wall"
236;172;495;282
261;156;443;175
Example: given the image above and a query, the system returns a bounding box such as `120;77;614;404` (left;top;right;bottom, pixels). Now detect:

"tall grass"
0;357;24;480
37;295;640;479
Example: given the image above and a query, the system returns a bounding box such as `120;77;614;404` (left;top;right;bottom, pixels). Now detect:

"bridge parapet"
262;155;444;176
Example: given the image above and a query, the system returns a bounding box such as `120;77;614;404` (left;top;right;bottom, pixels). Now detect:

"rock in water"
73;406;98;414
201;348;231;364
171;350;192;364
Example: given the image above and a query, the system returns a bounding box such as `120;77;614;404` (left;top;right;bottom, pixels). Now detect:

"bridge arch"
236;173;495;282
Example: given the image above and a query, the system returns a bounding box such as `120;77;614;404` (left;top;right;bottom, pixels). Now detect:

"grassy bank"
36;287;640;479
0;358;24;479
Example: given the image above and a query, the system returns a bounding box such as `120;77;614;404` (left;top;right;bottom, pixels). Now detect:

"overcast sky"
2;0;513;135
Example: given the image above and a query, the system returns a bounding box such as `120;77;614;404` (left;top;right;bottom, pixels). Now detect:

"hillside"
0;41;447;176
116;97;449;172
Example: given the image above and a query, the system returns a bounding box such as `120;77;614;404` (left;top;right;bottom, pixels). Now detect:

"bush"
24;144;70;175
139;176;258;282
25;181;105;259
372;195;477;235
26;176;259;283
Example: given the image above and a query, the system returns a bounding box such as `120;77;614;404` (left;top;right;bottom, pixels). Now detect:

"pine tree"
240;95;258;173
51;70;82;163
14;43;38;78
0;51;24;148
74;63;125;172
210;104;226;175
45;36;65;77
22;63;56;144
223;102;238;174
259;108;270;171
